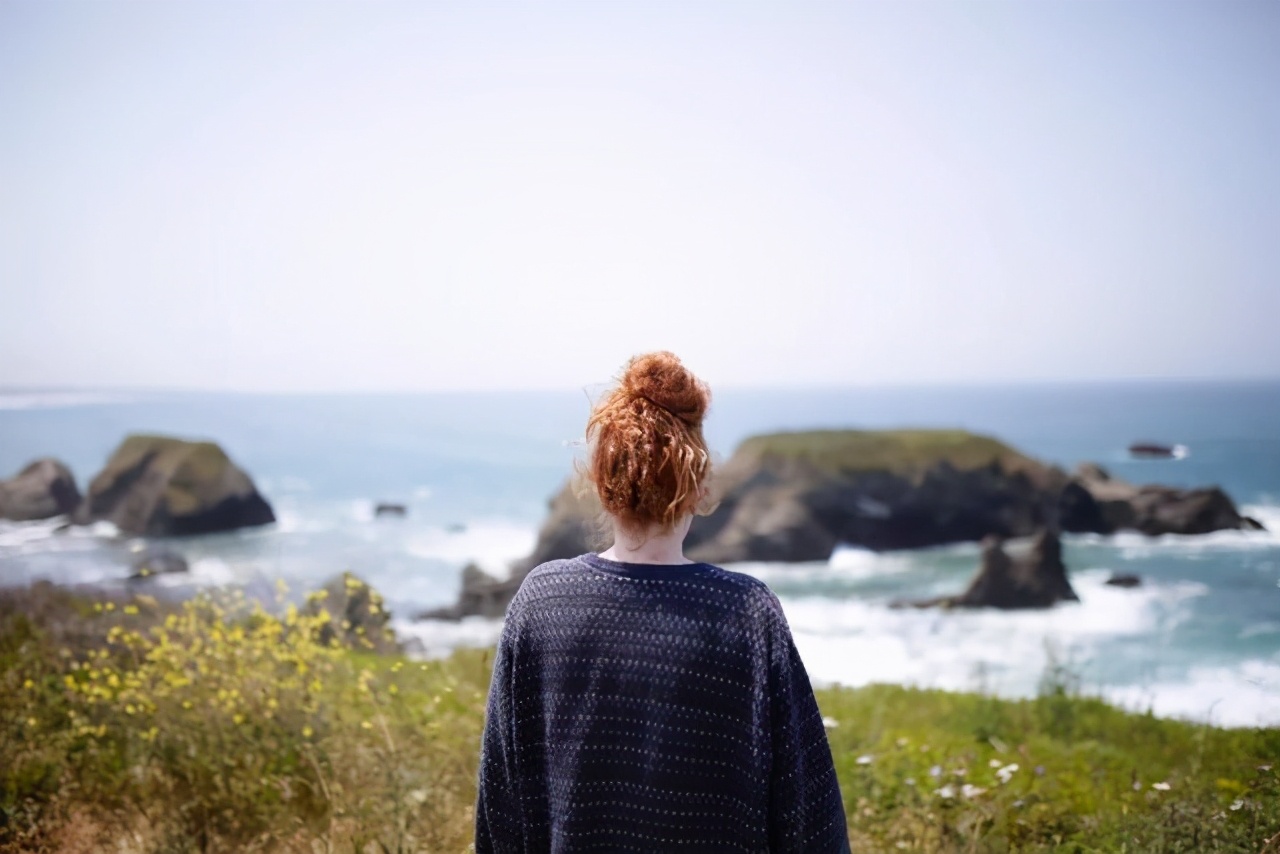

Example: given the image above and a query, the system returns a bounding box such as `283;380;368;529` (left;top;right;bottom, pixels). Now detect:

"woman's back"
476;553;849;853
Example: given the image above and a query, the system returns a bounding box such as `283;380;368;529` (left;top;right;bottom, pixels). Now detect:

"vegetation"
2;582;1277;853
737;429;1046;477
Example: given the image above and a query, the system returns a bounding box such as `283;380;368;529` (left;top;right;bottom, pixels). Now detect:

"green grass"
736;429;1046;478
2;583;1276;853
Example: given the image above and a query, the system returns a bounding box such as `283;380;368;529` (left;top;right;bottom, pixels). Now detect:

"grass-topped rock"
724;429;1048;479
682;429;1064;562
76;434;275;536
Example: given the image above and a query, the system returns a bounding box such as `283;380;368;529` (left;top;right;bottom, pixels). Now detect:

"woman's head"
585;351;712;533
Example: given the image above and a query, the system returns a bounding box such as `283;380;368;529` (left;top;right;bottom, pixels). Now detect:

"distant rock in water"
76;435;274;536
0;458;81;521
1105;573;1143;588
375;502;407;517
129;547;189;580
899;530;1079;610
1058;463;1247;536
1128;442;1183;460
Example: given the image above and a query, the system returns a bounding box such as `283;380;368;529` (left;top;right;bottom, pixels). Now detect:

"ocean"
2;381;1278;727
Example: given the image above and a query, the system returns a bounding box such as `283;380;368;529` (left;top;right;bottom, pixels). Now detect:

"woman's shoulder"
516;554;783;617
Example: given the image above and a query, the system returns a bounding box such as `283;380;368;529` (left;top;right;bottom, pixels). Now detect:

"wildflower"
855;755;873;765
303;725;314;738
821;716;838;729
996;763;1019;784
929;765;943;778
960;784;986;799
1152;781;1171;791
895;737;908;748
361;720;373;730
934;784;956;799
124;605;139;615
1230;798;1245;811
989;759;1002;768
904;778;916;787
23;678;33;690
25;717;37;727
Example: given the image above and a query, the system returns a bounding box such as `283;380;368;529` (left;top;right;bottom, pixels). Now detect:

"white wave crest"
406;521;537;577
1103;660;1280;728
780;570;1222;712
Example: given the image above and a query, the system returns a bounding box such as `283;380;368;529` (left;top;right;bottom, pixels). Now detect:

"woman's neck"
600;518;693;565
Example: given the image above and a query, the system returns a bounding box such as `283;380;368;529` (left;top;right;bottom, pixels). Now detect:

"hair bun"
618;351;709;426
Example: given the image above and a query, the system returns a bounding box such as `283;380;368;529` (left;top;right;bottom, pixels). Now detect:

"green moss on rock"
735;429;1043;477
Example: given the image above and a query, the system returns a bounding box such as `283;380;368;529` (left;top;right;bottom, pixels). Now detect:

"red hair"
585;352;712;532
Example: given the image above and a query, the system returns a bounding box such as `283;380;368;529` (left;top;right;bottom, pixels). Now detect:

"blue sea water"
1;382;1278;726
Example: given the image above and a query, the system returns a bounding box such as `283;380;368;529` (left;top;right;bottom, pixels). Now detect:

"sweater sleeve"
475;615;523;854
763;593;851;853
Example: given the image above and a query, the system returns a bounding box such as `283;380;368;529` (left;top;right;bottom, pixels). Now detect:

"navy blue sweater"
475;554;850;853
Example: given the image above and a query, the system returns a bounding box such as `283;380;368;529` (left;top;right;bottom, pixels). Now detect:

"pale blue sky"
2;1;1278;392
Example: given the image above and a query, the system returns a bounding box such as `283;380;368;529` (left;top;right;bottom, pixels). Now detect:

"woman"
476;352;849;853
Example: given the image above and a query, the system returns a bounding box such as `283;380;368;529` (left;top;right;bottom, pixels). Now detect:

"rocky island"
424;429;1258;620
1;434;275;536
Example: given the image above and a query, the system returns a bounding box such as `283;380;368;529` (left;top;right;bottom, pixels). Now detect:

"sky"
2;1;1278;393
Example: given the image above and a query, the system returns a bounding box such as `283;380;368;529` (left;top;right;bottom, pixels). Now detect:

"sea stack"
0;458;81;521
77;435;275;536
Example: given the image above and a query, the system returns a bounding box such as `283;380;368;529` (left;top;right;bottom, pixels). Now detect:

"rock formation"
424;429;1258;620
76;435;275;536
682;430;1065;562
1058;463;1248;535
900;530;1079;610
0;458;81;521
415;563;512;621
129;547;190;580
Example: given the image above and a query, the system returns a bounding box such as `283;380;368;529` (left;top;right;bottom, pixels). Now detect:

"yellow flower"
361;720;373;730
302;725;314;738
23;679;33;690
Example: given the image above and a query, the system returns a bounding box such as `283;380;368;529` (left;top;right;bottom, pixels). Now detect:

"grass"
2;582;1277;853
736;430;1047;478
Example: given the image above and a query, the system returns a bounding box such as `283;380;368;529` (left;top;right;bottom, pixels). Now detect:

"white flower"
934;784;956;799
855;754;873;765
961;784;987;799
929;764;943;778
996;763;1019;784
904;777;916;787
1230;798;1245;811
1152;781;1171;791
822;716;839;729
988;759;1002;768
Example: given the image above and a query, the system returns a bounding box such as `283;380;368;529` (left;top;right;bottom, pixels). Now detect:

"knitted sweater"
475;553;850;853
